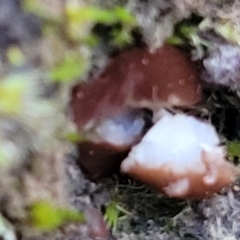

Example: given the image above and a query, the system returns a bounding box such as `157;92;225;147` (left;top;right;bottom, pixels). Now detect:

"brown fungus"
71;45;203;181
71;44;202;130
77;141;129;181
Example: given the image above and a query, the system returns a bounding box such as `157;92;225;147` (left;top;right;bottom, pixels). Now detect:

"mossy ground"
0;0;240;240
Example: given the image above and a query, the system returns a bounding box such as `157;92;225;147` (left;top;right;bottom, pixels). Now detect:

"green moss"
66;6;137;47
215;22;240;45
66;6;136;26
227;141;240;158
29;201;85;232
62;132;86;143
24;2;137;84
166;15;211;48
0;74;27;116
111;27;133;47
49;53;87;83
104;201;132;232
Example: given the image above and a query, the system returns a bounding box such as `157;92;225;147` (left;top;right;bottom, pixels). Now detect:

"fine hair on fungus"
121;114;239;198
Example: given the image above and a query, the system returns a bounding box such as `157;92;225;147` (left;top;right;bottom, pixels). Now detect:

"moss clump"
29;201;85;232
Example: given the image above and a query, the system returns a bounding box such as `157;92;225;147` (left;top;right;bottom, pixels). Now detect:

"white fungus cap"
85;109;145;149
121;114;239;198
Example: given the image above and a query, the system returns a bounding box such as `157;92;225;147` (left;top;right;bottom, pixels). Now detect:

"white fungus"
85;109;145;149
121;113;239;198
